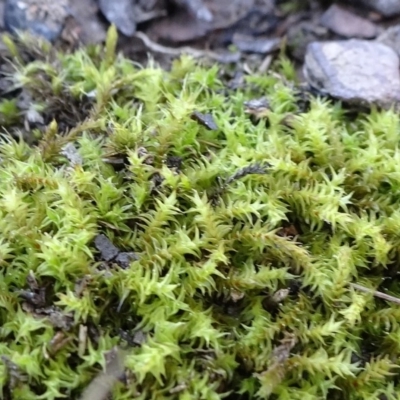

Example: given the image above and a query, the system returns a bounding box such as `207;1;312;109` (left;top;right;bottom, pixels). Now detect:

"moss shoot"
1;27;400;399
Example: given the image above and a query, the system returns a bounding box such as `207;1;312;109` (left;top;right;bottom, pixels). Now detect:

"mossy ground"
1;28;400;400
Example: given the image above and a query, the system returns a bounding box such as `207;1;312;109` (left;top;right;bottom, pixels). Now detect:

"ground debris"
244;97;270;119
1;356;28;389
61;142;83;167
79;347;127;400
190;110;218;130
225;162;270;186
37;306;75;330
47;331;72;356
22;301;75;330
94;234;120;262
271;333;297;364
254;333;297;396
15;270;46;307
134;31;240;63
232;33;280;54
15;288;46;306
115;252;139;269
94;233;138;268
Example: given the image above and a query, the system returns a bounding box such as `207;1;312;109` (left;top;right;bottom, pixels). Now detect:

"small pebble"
303;39;400;108
94;234;120;262
244;97;270;119
115;252;138;269
190;111;218;131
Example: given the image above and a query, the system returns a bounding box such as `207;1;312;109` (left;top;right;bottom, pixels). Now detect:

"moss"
1;27;400;400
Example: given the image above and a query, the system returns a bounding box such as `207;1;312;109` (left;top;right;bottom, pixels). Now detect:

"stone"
98;0;136;37
320;4;379;39
190;111;218;131
68;0;107;44
94;234;120;262
356;0;400;17
115;252;138;269
378;25;400;57
303;40;400;108
4;0;69;42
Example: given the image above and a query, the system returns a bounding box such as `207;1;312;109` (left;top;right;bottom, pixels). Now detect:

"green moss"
1;28;400;400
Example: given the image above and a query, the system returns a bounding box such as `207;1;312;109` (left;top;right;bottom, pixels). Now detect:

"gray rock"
4;0;69;42
378;25;400;57
356;0;400;17
115;252;138;269
320;4;379;39
94;234;120;262
68;0;107;44
98;0;136;37
303;40;400;108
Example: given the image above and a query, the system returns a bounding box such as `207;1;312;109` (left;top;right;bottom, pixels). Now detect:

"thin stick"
79;347;127;400
349;283;400;305
134;31;240;64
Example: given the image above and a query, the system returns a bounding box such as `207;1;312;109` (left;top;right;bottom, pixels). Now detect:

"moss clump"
1;28;400;400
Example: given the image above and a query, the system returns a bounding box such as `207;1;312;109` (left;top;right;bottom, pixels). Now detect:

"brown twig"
79;347;127;400
349;283;400;305
134;31;240;64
